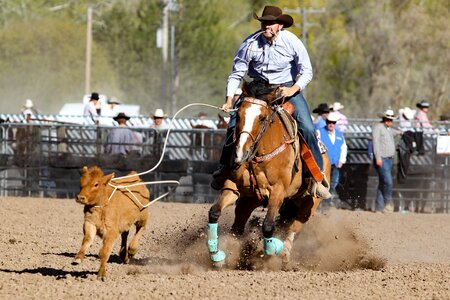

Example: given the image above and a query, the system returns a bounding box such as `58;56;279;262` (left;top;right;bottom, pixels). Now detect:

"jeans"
374;157;393;211
221;83;323;170
329;165;340;193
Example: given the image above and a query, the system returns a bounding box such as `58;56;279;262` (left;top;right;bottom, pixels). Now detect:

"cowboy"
105;112;141;155
372;108;399;213
312;103;330;130
414;100;432;129
317;112;347;209
21;99;39;115
150;108;169;130
83;92;101;123
330;102;348;132
211;5;331;199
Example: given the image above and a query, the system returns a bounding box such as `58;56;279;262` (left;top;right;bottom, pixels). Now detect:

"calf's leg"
119;231;129;263
98;231;119;280
128;219;147;260
73;221;96;265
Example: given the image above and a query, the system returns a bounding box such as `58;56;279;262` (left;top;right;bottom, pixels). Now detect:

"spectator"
105;112;142;155
414;100;433;129
191;112;216;129
150;108;169;131
102;97;121;117
330;102;348;132
372;108;399;213
83;92;101;123
312;103;330;130
318;112;348;209
398;107;416;129
21;99;38;115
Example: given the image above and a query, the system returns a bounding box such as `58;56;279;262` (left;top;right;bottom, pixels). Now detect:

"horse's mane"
242;81;277;102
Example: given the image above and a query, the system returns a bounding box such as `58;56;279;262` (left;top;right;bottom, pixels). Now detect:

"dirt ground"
0;196;449;299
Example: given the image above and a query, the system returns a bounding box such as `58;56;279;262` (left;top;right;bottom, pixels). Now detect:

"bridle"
235;97;274;164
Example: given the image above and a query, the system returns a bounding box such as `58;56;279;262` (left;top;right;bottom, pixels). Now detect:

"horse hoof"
72;258;82;265
263;237;284;256
210;250;226;266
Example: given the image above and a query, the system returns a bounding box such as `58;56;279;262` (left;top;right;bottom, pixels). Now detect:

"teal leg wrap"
207;223;226;263
207;223;219;253
263;237;284;256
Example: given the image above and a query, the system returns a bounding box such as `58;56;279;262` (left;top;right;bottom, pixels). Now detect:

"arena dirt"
0;197;449;299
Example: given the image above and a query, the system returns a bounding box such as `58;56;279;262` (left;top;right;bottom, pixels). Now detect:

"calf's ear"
102;173;115;184
82;166;88;174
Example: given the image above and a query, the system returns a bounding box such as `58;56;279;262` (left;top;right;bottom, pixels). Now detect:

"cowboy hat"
399;107;415;120
253;6;294;28
416;100;430;108
90;92;100;101
113;112;130;121
107;97;121;105
152;108;166;118
312;103;330;114
23;99;34;109
326;112;340;123
378;108;396;120
330;102;344;111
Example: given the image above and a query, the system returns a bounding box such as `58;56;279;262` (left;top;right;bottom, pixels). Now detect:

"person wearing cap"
105;112;141;155
312;103;330;130
317;112;348;209
414;100;432;129
83;92;101;123
101;97;121;117
213;5;330;199
150;108;169;130
330;102;348;132
372;108;398;213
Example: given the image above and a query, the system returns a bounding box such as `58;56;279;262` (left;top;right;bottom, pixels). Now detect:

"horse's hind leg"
281;194;317;266
231;196;260;236
207;187;240;266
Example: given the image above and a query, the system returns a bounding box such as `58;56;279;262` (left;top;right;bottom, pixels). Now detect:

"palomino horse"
207;82;331;267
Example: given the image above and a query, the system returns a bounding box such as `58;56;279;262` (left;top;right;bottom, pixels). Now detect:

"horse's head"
234;97;270;165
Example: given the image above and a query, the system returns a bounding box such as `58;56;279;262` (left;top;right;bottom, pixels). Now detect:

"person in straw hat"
330;101;348;132
317;112;348;210
105;112;141;155
372;108;399;213
21;99;38;115
150;108;169;130
212;5;331;199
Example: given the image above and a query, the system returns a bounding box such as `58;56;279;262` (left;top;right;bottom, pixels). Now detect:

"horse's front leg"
207;184;240;266
262;192;285;256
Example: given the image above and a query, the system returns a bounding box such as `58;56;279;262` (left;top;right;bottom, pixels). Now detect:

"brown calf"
73;166;150;280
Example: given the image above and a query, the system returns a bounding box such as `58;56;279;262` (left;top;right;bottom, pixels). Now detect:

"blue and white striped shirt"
226;30;313;97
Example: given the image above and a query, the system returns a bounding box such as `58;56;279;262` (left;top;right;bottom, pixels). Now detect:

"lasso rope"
107;102;233;207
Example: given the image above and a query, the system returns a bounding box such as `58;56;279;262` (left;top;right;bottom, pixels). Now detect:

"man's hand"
222;96;233;112
278;85;300;98
376;159;382;168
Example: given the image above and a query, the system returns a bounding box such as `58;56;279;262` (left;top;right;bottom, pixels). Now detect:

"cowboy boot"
211;144;234;190
305;173;332;199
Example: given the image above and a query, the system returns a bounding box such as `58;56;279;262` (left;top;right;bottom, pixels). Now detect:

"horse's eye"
259;115;267;122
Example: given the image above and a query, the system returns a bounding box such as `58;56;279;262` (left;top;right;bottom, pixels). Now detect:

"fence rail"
0;115;449;213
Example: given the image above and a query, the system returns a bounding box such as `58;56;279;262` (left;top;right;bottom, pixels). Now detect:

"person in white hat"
21;99;38;115
317;112;348;209
150;108;169;130
371;108;399;213
398;107;416;128
329;102;348;132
